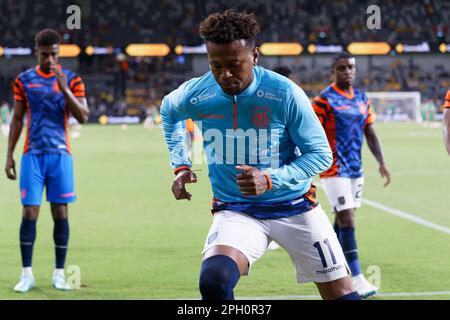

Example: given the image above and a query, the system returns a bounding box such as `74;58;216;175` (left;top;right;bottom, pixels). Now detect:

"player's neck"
334;82;352;93
332;82;354;99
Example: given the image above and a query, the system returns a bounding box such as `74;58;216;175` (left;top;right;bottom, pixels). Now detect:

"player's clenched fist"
172;169;197;200
236;165;270;196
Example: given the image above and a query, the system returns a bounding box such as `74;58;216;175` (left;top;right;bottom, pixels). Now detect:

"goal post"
366;91;422;123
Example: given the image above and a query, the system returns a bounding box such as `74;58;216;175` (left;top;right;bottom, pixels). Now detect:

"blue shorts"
20;154;76;206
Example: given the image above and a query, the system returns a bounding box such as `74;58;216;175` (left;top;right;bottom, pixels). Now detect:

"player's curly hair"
35;28;61;47
331;51;355;67
199;9;260;48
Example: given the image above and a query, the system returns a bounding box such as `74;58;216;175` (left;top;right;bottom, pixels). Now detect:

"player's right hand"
171;169;197;200
5;156;17;180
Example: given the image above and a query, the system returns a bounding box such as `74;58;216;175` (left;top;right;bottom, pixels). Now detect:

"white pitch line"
361;198;450;235
316;183;450;235
174;291;450;300
237;291;450;299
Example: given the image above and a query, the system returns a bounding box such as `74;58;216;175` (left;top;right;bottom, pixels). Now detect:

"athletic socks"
339;227;362;276
336;291;361;300
19;218;37;268
53;219;69;269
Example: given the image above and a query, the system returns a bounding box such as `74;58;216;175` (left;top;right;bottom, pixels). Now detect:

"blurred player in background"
443;89;450;156
420;98;437;128
5;29;89;292
162;10;360;300
312;52;391;298
272;66;292;79
0;101;11;137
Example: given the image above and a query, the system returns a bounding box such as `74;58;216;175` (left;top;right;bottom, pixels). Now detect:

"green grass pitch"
0;122;449;299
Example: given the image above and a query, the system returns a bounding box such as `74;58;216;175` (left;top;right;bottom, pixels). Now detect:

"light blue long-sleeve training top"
161;66;332;204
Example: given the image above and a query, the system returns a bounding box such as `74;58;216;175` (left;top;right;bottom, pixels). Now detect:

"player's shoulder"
164;71;216;105
315;84;335;102
257;66;310;107
258;66;294;93
16;67;38;83
62;67;81;81
353;87;368;101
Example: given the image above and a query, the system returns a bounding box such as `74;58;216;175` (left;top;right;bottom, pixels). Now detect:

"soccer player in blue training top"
443;89;450;156
161;10;360;300
5;29;89;292
312;52;391;298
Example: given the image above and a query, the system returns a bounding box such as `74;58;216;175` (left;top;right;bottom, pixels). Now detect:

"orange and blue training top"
312;83;374;179
13;65;85;155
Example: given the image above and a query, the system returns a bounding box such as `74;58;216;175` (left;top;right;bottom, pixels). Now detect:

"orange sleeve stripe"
263;172;273;191
14;79;25;96
312;102;328;115
315;96;330;107
15;78;25;91
174;166;191;174
73;92;86;97
365;106;376;125
71;83;85;91
13;88;24;96
69;77;82;88
445;90;450;108
14;94;25;101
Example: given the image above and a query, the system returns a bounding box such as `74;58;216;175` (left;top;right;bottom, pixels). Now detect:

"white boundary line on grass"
316;183;450;235
234;291;450;300
361;198;450;235
174;291;450;300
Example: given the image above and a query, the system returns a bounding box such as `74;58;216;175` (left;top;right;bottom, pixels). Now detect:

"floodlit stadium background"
0;0;449;299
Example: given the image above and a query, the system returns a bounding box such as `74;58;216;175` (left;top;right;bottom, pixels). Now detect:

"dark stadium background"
0;0;448;123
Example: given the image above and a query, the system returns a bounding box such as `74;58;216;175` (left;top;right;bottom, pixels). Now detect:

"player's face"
206;40;259;95
36;44;60;73
332;58;356;88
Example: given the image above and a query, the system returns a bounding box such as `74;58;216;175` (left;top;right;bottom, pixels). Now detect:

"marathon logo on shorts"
21;189;27;199
316;264;344;275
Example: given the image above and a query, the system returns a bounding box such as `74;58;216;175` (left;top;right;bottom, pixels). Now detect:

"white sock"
53;268;65;277
22;267;33;277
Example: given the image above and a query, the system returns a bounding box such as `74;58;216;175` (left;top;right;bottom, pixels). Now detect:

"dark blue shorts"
20;154;76;205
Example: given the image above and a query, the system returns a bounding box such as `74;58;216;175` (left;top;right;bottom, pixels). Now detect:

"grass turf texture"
0;123;449;299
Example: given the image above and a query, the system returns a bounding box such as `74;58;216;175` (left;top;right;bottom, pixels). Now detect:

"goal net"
366;91;422;123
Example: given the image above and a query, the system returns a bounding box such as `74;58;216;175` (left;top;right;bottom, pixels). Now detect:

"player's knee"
51;203;68;220
199;255;240;300
336;210;355;228
22;206;39;220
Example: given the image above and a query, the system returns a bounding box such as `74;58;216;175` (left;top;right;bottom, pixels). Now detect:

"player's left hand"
53;66;69;94
379;164;391;187
236;165;269;196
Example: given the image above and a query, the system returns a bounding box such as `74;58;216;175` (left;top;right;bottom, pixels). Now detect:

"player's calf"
315;276;360;300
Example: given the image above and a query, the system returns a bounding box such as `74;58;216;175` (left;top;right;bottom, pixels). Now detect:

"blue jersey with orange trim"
312;83;374;179
161;66;332;205
13;65;85;155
